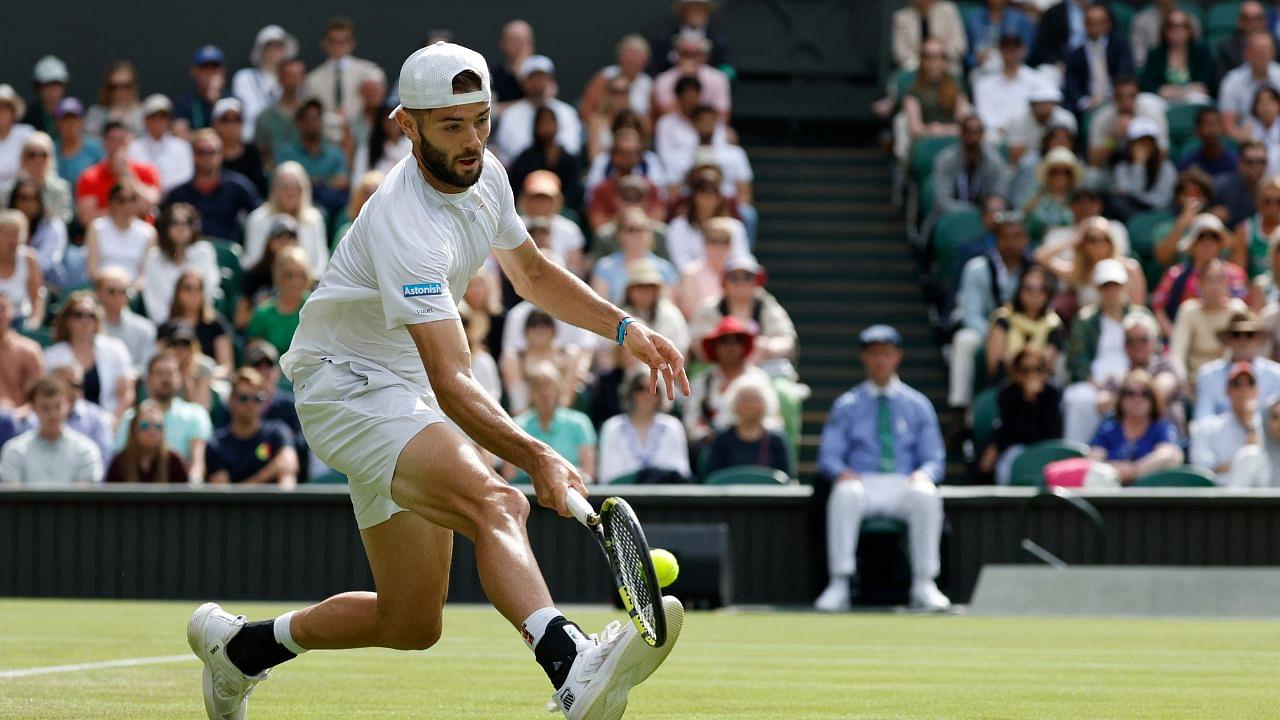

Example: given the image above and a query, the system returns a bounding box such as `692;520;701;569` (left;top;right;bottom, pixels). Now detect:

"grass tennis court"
2;599;1277;719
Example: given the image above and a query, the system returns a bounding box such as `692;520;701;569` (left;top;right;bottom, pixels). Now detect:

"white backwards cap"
391;41;491;118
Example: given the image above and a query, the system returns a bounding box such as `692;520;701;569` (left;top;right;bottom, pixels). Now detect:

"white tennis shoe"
909;580;952;612
814;580;852;612
187;602;265;720
548;596;685;720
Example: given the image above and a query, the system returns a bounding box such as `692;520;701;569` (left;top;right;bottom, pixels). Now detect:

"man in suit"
1064;4;1134;113
303;16;381;137
1029;0;1092;68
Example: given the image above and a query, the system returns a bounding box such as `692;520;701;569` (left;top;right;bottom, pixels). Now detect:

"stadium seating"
1166;103;1212;160
704;466;791;485
971;386;1000;453
931;207;985;284
209;237;242;323
1207;2;1244;38
1008;440;1090;487
1133;466;1218;487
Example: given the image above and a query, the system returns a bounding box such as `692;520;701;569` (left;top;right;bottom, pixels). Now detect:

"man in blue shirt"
815;325;950;612
274;98;349;218
206;368;298;486
163;128;260;242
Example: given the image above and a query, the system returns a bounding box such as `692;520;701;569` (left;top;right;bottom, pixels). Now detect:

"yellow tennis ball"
650;548;679;588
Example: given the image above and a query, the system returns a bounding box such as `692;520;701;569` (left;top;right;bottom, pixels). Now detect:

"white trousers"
826;474;943;582
1062;381;1102;445
948;328;982;408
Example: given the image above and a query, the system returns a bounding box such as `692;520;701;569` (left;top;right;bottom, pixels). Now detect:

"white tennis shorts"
293;357;446;529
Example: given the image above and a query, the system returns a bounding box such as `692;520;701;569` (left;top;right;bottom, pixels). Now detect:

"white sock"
520;607;562;651
273;611;308;655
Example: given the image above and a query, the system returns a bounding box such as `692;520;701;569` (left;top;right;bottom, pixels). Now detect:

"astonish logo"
403;282;444;298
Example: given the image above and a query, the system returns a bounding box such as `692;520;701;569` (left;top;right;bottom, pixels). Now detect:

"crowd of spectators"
0;4;809;490
887;0;1280;488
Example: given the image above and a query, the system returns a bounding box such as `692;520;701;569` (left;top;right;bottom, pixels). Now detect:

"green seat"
894;70;918;102
931;207;986;282
971;386;1000;452
910;137;957;185
310;470;348;484
773;376;804;462
1166;103;1212;154
1207;2;1243;36
1109;3;1134;37
16;324;53;347
605;472;640;486
1126;208;1175;260
861;517;908;535
1008;439;1090;487
703;465;791;486
1133;465;1217;487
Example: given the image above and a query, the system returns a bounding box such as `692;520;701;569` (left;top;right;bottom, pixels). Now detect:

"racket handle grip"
566;489;598;526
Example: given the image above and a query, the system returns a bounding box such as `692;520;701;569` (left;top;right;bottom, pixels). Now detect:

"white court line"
0;654;193;679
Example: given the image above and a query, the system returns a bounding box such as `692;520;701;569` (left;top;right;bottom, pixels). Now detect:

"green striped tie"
878;395;895;473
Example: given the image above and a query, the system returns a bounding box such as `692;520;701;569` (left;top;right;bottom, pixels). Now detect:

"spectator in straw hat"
1194;309;1280;420
1021;146;1082;243
1151;213;1247;336
621;258;689;356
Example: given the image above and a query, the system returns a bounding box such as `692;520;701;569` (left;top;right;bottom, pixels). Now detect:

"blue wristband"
615;317;635;346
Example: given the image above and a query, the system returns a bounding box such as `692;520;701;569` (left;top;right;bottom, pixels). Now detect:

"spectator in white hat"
1006;82;1077;165
0;85;36;186
24;56;69;139
1109;115;1176;220
689;254;797;380
128;95;194;192
212;98;267;195
490;55;582;163
232;25;298;144
652;30;732;120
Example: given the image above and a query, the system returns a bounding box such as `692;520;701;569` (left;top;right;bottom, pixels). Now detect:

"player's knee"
492;481;530;523
384;615;443;651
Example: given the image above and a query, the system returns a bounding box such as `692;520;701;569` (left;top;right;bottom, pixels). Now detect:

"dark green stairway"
749;147;945;478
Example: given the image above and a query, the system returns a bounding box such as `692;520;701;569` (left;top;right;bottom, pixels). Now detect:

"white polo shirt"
282;150;528;389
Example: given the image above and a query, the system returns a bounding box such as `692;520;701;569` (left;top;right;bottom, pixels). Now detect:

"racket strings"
608;513;658;634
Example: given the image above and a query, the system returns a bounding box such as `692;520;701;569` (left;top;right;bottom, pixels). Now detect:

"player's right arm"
407;318;588;516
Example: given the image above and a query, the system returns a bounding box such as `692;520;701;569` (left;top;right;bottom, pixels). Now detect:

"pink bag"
1043;458;1120;488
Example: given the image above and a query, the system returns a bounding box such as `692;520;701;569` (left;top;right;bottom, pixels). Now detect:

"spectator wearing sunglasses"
979;346;1062;485
984;264;1063;385
106;399;188;483
3;131;73;225
1217;141;1269;230
0;84;36;186
43;292;135;423
163;128;260;244
1190;361;1271;486
1088;368;1184;485
205;367;298;487
1194;310;1280;420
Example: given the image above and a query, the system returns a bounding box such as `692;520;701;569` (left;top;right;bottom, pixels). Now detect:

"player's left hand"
623;322;691;400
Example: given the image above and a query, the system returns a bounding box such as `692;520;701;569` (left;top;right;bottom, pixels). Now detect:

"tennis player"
187;42;689;720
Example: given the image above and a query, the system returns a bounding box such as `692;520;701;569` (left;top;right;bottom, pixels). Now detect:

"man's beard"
416;134;484;189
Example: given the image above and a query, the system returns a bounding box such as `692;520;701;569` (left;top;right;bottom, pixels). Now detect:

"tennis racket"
565;489;668;648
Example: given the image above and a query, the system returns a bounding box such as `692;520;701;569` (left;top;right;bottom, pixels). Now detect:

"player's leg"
815;477;867;611
286;509;454;650
883;476;950;610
